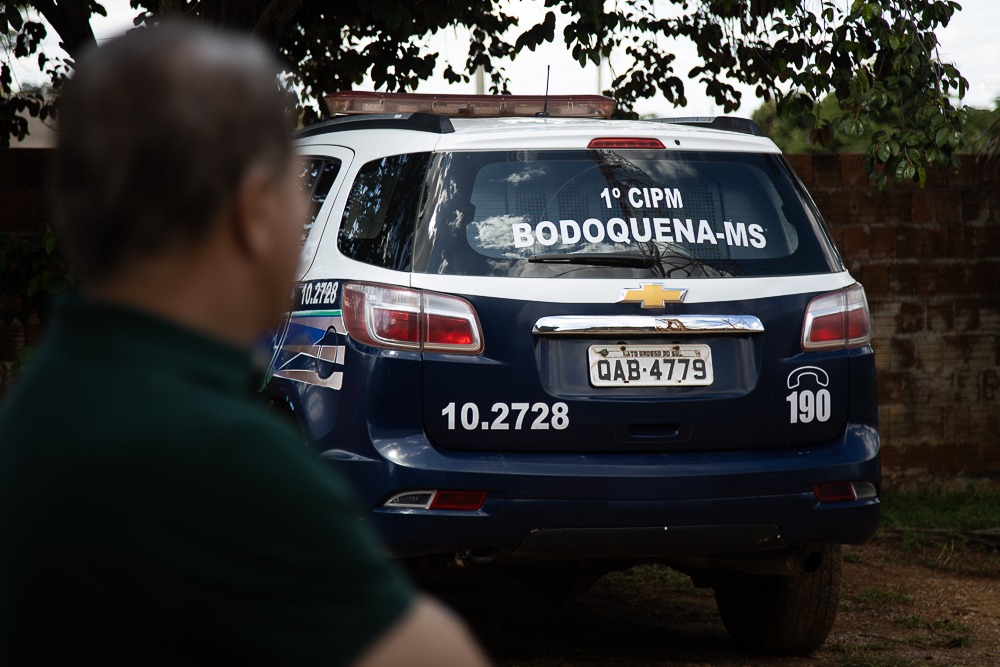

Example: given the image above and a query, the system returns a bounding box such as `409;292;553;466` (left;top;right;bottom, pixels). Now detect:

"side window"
298;157;342;244
337;152;431;271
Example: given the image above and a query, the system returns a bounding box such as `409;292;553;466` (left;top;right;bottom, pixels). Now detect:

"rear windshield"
410;150;842;278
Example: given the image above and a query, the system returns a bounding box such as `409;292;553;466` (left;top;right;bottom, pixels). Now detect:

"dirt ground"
415;537;1000;667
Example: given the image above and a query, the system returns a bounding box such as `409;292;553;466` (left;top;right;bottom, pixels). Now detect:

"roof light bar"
325;92;616;119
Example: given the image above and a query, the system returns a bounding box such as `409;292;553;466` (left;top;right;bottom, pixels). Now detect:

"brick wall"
0;148;52;234
788;154;1000;474
1;149;999;472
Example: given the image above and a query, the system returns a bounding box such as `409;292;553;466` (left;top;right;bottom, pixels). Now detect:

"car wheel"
713;542;842;655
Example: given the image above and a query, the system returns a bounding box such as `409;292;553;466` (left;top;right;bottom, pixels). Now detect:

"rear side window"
337;153;432;271
298;158;342;242
411;150;842;279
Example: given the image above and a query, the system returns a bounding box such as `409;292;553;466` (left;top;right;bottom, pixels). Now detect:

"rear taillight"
343;283;483;354
801;283;871;352
422;292;480;352
343;283;421;350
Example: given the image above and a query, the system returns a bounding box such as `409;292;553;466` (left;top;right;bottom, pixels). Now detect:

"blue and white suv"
265;93;880;654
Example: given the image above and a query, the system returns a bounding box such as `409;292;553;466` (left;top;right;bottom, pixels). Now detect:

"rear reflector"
813;481;878;503
588;137;666;149
429;490;488;511
801;283;872;351
383;490;488;511
813;482;878;503
343;283;483;354
812;482;857;503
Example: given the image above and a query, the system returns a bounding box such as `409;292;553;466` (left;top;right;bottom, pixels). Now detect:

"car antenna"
535;65;551;118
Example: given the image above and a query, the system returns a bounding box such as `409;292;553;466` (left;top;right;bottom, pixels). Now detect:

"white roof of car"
441;117;780;153
297;115;781;156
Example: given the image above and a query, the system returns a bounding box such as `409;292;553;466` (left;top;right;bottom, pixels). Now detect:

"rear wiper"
528;252;658;269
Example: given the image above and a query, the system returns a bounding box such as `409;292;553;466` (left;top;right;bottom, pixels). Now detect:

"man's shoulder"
1;343;316;491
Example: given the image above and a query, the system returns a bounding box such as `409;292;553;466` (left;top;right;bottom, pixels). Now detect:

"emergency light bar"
324;91;616;119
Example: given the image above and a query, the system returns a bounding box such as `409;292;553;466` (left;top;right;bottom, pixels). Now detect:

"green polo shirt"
0;296;412;665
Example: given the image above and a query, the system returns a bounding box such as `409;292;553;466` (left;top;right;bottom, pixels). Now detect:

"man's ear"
230;165;276;260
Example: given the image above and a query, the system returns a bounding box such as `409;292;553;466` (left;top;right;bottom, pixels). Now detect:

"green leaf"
894;160;907;180
877;143;891;162
43;232;56;255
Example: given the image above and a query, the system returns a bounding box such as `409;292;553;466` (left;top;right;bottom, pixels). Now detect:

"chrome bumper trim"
532;315;765;336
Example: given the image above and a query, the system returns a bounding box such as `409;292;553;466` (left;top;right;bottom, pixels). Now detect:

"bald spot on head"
54;22;293;285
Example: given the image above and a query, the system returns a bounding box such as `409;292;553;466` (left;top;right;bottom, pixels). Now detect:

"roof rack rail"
295;112;454;139
645;116;765;137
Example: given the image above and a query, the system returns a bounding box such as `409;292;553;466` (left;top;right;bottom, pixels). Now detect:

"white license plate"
588;344;714;387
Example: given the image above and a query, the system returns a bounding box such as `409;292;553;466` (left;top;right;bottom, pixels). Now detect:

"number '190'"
442;402;569;431
787;389;831;424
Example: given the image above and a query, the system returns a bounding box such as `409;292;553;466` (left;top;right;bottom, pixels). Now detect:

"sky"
9;0;1000;116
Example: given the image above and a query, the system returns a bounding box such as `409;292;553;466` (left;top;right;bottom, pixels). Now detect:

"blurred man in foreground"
0;23;489;667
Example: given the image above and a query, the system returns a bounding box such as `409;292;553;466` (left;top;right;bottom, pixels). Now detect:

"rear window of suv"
409;149;841;279
339;150;842;278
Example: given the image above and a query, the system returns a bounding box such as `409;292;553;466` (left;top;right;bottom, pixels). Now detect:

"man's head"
54;22;305;340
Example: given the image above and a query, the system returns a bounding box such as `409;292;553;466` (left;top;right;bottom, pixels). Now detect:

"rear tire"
713;542;842;655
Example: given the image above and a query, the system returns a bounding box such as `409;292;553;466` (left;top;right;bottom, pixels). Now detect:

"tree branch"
252;0;304;45
32;0;98;60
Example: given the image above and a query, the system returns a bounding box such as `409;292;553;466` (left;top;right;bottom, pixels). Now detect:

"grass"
844;545;869;564
881;478;1000;532
830;612;974;666
829;641;919;667
853;586;914;610
892;614;924;630
890;614;974;649
613;564;696;591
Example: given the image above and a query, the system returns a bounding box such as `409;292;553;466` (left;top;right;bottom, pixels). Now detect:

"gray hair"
53;22;294;283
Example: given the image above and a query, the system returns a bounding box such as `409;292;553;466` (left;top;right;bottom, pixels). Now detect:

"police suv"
265;92;880;655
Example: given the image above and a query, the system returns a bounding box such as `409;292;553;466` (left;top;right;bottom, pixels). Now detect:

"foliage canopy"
753;94;999;157
1;0;972;187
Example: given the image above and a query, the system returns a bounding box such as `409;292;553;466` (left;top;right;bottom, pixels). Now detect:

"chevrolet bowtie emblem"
618;283;688;308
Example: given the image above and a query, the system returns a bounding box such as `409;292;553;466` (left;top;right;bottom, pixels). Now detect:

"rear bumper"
322;423;880;559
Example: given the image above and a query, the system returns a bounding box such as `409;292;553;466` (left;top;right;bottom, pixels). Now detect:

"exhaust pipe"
455;547;497;566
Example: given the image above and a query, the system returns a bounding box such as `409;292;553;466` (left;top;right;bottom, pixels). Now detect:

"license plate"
588;344;714;387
